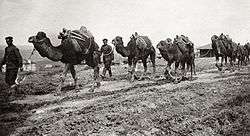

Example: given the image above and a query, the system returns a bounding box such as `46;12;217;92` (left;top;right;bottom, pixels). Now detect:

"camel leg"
101;67;107;79
174;62;181;83
193;60;196;75
224;56;227;66
150;51;156;74
164;61;173;81
127;57;133;80
243;57;247;66
69;64;79;91
164;65;171;80
187;61;192;80
130;58;138;82
237;58;240;68
56;63;70;94
220;56;224;67
229;57;235;72
215;56;222;71
180;62;187;81
141;59;147;79
89;65;101;92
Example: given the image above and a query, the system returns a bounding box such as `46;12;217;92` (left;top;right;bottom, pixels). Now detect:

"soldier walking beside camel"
0;36;23;90
100;38;114;78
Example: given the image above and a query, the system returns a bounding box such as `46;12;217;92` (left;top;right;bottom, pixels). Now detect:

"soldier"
100;38;114;78
0;36;23;89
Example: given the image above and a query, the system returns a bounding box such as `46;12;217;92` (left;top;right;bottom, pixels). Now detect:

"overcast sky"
1;0;250;48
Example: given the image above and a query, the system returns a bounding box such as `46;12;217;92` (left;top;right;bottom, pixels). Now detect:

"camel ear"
112;40;116;45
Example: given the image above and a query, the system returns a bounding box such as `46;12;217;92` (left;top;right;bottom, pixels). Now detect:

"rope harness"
103;46;113;56
69;31;92;54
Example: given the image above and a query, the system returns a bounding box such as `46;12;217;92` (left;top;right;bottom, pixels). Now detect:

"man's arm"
14;48;23;68
0;48;7;67
100;45;104;55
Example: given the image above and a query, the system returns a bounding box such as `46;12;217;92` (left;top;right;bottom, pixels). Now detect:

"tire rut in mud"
15;73;250;136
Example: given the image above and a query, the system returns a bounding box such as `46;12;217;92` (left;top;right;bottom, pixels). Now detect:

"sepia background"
1;0;250;48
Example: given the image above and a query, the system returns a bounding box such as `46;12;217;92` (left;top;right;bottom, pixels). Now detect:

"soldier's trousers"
5;68;18;86
102;60;112;77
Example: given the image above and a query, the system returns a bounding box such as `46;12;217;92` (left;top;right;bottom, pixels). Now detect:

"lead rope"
28;48;36;60
199;49;211;58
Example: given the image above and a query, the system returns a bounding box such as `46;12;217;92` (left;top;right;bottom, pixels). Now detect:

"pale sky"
1;0;250;49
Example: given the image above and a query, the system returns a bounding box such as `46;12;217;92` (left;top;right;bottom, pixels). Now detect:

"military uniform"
100;39;114;78
1;37;23;87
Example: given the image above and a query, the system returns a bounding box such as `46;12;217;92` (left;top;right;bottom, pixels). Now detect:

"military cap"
5;36;13;41
103;38;108;41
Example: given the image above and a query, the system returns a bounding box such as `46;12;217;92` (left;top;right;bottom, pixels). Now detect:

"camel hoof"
96;82;101;88
130;79;134;83
138;76;143;81
75;85;80;92
229;68;235;73
130;75;135;82
54;86;62;96
173;80;180;84
88;87;95;92
100;75;105;79
54;91;61;96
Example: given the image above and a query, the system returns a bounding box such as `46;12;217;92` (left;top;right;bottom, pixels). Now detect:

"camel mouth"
156;42;165;50
112;39;119;47
156;44;161;49
28;36;36;43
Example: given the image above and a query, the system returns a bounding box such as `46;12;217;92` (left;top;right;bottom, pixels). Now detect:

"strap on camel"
68;31;92;54
69;31;86;42
136;36;148;49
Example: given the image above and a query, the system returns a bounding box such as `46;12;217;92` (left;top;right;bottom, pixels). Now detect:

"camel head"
112;36;123;47
156;40;168;51
112;36;129;57
28;31;61;60
211;36;224;56
28;31;47;44
211;35;219;42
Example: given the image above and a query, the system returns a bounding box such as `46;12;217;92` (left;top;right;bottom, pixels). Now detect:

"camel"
112;35;156;81
156;37;195;82
156;40;183;82
28;31;101;94
173;36;196;78
236;45;248;67
244;42;250;61
211;34;238;71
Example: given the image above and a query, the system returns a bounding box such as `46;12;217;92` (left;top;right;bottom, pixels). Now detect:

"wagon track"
0;58;249;136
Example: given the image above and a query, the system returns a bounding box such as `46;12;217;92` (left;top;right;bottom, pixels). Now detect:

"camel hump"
136;36;152;50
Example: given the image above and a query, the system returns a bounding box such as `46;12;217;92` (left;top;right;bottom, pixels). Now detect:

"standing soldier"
0;36;23;89
100;38;114;78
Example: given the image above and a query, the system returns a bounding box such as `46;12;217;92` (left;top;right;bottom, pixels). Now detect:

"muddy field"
0;58;249;136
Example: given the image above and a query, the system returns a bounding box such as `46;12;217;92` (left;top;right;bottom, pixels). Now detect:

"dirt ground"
0;58;249;136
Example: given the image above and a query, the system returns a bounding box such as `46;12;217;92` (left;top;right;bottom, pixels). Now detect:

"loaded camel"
28;29;101;94
156;36;195;82
211;34;238;71
112;34;156;81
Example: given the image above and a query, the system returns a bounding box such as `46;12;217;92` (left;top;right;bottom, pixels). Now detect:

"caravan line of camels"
28;27;250;94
